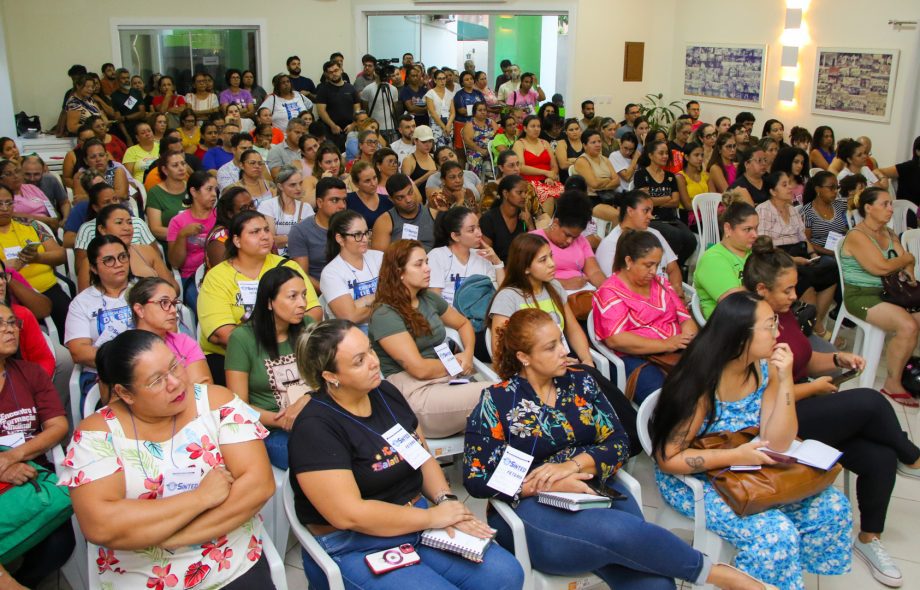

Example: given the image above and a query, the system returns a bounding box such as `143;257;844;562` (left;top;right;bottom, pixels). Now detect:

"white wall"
0;3;16;137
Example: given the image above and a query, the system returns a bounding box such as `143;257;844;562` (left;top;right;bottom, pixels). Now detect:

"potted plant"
639;93;685;133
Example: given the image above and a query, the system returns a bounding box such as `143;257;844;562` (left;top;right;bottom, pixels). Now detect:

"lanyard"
312;388;401;444
127;408;179;480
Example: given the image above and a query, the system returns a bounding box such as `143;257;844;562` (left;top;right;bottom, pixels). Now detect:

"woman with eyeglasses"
692;123;717;165
227;149;276;208
177;108;201;155
198;210;321;384
129;276;211;387
205;186;255;269
123;122;160;185
0;159;59;232
706;132;738;193
145;151;189;244
226;266;312;469
257;166;313;258
65;235;135;397
219;69;256;119
73;138;130;200
425;70;456;148
60;329;275;589
346;130;380;173
801;171;848;257
730;146;770;205
321;210;383;333
183;73;219;123
346;161;393;229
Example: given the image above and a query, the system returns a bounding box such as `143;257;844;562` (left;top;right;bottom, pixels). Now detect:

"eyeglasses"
243;160;265;167
363;140;379;146
144;357;183;391
703;133;716;139
342;230;371;241
98;252;129;267
0;317;22;330
0;200;14;209
821;184;839;190
724;144;737;150
754;314;780;336
146;298;182;312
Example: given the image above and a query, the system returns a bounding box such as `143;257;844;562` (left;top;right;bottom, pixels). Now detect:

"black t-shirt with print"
635;168;679;221
288;380;423;525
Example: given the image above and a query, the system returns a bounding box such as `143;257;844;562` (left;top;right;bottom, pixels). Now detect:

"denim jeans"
182;274;200;318
622;356;666;404
264;429;289;470
488;480;711;590
302;498;524;590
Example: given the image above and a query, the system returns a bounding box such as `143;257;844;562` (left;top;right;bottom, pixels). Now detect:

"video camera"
375;58;399;81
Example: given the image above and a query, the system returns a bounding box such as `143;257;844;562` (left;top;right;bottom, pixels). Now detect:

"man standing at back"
286;56;316;101
316;61;360;151
616;103;641;139
687;100;702;131
578;100;595;131
354;54;377;94
494;59;512;92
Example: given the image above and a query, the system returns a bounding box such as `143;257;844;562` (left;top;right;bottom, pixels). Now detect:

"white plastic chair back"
691;193;722;250
846;209;859;229
283;473;346;590
901;229;920;277
82;384;101;419
809;167;824;178
891;199;917;235
319;294;334;319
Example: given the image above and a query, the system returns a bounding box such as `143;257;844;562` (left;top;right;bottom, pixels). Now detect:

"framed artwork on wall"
812;48;899;122
683;43;766;107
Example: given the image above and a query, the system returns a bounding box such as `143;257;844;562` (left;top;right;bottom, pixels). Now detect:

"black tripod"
369;81;398;145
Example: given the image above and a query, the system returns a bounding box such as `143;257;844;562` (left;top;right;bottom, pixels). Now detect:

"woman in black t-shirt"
634;140;696;267
480;175;533;260
730;146;770;204
878;135;920;204
288;319;524;590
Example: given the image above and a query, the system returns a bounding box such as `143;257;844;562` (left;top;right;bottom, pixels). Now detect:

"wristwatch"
434;492;460;505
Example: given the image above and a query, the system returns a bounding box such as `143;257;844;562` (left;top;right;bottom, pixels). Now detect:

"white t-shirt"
838;166;879;186
391;138;416;165
360;82;398;131
427;246;497;306
216;160;241;190
595;225;677;276
259;94;313;131
63;286;134;350
257;197;314;257
320;250;384;309
424;89;454;120
609;151;635;193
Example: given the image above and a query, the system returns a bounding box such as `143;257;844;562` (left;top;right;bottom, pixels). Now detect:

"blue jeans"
488;480;710;590
182;274;199;317
622;356;666;404
302;498;524;590
264;429;289;469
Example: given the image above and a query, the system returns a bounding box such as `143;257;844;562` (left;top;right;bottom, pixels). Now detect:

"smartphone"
589;484;627;501
830;368;860;386
21;241;39;253
449;378;471;385
808;255;820;264
365;544;421;575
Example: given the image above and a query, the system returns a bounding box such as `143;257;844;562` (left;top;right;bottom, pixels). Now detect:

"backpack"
15;111;41;136
453;274;495;333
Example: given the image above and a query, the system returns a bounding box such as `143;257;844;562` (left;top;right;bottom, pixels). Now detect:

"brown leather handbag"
690;426;842;516
568;290;594;321
624;352;682;401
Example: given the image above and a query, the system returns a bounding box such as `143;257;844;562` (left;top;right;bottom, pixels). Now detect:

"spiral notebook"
420;528;494;563
537;491;612;511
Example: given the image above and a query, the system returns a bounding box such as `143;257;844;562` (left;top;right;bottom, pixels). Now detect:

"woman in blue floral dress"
461;101;497;180
464;307;776;590
651;291;852;590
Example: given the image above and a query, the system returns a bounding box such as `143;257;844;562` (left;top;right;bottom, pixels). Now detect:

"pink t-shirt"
14;184;55;218
165;331;206;365
167;209;217;278
530;228;595;281
592;274;689;345
506;89;539;114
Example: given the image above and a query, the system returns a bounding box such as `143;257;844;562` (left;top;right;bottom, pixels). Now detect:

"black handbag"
881;271;920;312
790;300;816;336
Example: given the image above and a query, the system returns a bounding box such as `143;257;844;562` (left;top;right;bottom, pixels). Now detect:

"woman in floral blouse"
58;329;276;589
463;308;775;590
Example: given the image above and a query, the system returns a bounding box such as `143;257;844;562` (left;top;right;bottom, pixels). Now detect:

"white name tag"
401;223;419;240
3;246;21;261
382;424;430;470
486;446;535;497
433;342;463;377
824;231;844;253
123;96;138;109
0;432;26;448
44;200;58;218
238;280;259;306
162;468;202;498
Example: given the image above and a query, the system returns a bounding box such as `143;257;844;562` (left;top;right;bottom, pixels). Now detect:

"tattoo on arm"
684;455;706;473
669;424;692;452
785;389;792;406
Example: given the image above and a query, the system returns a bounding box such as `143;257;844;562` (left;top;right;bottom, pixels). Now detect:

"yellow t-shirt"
123;144;160;184
197;254;319;355
679;169;711;207
0;221;56;292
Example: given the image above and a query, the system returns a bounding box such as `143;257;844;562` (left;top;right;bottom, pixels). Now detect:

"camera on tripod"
375;58;399;81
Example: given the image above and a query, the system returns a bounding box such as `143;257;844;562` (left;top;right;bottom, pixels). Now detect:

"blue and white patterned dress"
655;360;852;590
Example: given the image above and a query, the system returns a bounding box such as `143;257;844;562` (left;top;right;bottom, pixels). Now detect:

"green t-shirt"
491;133;514;163
369;291;448;377
225;323;311;414
146;184;188;230
693;243;749;319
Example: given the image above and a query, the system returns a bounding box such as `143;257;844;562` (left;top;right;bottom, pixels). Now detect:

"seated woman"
651;291;852;589
693;194;759;318
635;140;697;268
841;187;920;405
759;137;780;170
877;135;920;204
730;146;769;204
436;161;479;212
466;307;774;590
479;175;533;261
574;128;620;208
289;319;524;590
401;126;438;195
59;329;275;588
514;115;563;204
198;210;321;384
370;239;492;437
146;151;189;244
593;230;697;403
0;259;55;378
597;117;620;157
771;147;808;206
72;138;130;201
0;159;59;231
596;190;684;295
801;172;848;257
65;74;108;136
227;149;276;208
706;132;738;193
0;186;70;337
666;118;692;173
530;191;605;291
491;113;519;163
219;69;256;118
122;122;160;185
320;210;383;332
257;166;313;257
743;237;920;587
346;129;379;173
62;126;97;190
836;138;889;190
346;161;393;228
167;171;217;308
756;171;837;336
609;131;641;193
810;125;836;170
555;118;584;182
226;266;312;470
675;142;710;220
304;144;346;205
204;186;255;269
0;301;73;588
462;101;497;179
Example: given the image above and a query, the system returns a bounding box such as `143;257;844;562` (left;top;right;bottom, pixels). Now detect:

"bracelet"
492;262;504;269
833;353;841;368
569;457;583;473
434;492;459;505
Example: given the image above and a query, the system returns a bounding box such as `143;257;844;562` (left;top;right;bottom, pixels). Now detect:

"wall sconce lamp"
779;4;804;103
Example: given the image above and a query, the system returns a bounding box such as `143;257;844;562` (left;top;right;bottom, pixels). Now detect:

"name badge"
382;424;430;469
401;223;419;240
44;200;58;218
238;280;259;306
162;468;202;498
433;342;463;377
123;95;138;109
825;231;844;253
0;432;26;448
3;246;21;260
486;446;535;497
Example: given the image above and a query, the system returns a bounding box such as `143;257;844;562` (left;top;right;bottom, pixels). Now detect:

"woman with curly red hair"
369;239;493;437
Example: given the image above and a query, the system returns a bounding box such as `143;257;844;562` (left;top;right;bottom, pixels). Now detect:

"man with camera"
360;59;400;143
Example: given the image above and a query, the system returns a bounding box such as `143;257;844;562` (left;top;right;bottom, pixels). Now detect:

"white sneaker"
854;538;903;587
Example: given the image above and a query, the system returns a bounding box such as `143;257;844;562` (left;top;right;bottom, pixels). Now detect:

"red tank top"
522;146;552;183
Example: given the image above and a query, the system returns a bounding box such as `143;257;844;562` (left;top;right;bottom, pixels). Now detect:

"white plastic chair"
318;294;333;319
444;326;496;383
42;315;59;342
261;466;292;560
691;193;722;251
901;228;920;277
585;309;627;394
809;167;824;178
52;446;88;590
846;209;862;229
830;237;886;389
68;364;86;423
689;286;707;327
82;384;100;419
283;473;346;590
891;199;917;236
489;469;643;590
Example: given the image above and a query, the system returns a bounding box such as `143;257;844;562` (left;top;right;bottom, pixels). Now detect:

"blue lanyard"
312;388;402;444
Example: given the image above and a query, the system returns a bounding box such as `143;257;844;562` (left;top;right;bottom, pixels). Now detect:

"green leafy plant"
638;93;685;133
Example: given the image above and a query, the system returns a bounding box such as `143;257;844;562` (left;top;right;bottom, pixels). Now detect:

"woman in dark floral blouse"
462;308;775;590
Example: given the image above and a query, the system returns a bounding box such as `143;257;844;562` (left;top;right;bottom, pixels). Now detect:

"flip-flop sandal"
880;388;920;408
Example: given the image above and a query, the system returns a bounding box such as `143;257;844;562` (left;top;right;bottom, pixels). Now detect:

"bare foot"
707;563;777;590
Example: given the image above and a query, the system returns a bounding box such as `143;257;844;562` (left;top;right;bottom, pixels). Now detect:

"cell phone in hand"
830;368;860;386
808;255;820;264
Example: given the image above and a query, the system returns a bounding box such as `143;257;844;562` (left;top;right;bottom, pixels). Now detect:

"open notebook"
731;438;842;471
537;491;612;511
420;528;494;563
